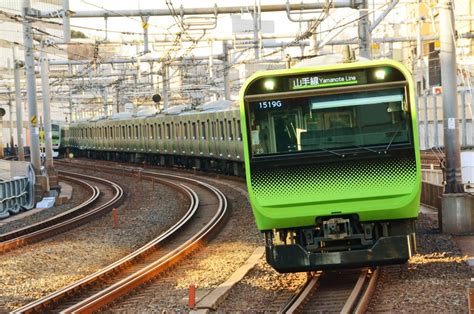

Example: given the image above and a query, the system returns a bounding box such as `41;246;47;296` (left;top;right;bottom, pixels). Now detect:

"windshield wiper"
319;147;346;157
354;145;383;155
385;124;403;152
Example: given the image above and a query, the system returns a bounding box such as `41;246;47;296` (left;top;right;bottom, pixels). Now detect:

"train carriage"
240;59;421;272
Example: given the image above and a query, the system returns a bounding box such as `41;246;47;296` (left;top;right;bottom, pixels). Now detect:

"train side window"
135;125;139;139
237;120;242;140
219;120;224;140
110;127;114;139
183;122;188;139
128;126;132;139
211;121;216;139
166;123;170;139
201;121;206;140
192;122;197;139
143;125;147;139
228;120;234;140
122;126;125;139
158;124;162;139
150;124;154;139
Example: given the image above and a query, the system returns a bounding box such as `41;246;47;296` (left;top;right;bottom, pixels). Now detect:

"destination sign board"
289;71;367;90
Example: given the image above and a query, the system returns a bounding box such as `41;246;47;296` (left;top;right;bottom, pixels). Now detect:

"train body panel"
63;104;242;174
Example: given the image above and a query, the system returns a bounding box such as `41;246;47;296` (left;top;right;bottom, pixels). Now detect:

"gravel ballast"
2;160;471;313
0;167;186;312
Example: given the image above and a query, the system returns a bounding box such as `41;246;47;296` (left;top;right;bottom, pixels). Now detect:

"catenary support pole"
22;0;41;173
358;0;372;58
63;0;70;43
40;44;54;169
162;61;169;110
13;46;25;161
439;0;463;193
222;41;230;100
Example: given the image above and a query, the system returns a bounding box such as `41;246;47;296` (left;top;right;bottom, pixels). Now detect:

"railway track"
280;268;379;313
15;161;228;313
0;171;123;253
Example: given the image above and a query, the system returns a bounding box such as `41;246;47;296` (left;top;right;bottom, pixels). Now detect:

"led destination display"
289;71;367;90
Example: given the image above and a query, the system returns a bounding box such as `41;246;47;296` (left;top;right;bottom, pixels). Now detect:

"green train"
62;101;245;175
240;59;421;272
62;58;421;273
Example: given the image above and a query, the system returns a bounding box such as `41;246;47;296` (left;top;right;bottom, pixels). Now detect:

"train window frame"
201;121;207;140
237;120;242;141
192;122;197;140
220;120;225;140
245;86;413;159
228;120;234;141
184;122;188;139
166;123;171;139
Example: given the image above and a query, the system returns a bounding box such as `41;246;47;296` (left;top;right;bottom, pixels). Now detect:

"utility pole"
8;98;14;149
63;0;70;43
358;0;372;58
439;0;463;193
253;0;261;60
13;45;25;161
40;42;54;170
102;87;108;116
22;0;41;173
222;41;230;100
68;63;73;122
162;60;169;110
439;0;471;234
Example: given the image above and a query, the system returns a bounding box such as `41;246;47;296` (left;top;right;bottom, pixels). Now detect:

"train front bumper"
266;235;414;273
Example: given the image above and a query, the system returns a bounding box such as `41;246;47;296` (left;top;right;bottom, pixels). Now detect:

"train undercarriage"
66;148;245;177
264;216;417;273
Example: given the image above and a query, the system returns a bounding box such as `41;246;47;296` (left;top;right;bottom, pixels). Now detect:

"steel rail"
0;174;99;253
64;181;227;313
14;179;195;314
1;171;124;253
280;268;379;313
14;166;227;314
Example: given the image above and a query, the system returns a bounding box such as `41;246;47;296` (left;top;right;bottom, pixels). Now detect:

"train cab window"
201;121;207;140
248;88;409;157
192;122;197;139
228;120;234;140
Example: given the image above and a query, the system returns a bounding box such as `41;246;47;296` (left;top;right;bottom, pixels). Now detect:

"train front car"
240;59;421;273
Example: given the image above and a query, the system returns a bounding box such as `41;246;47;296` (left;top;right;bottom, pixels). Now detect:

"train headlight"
374;69;386;80
263;79;275;90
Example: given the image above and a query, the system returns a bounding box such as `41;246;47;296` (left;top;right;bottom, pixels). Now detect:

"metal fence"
0;161;35;218
417;89;474;150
